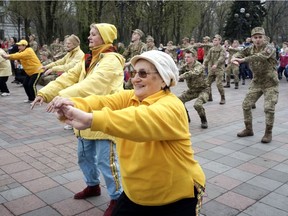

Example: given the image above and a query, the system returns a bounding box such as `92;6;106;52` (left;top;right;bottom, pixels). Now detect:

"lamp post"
234;8;250;42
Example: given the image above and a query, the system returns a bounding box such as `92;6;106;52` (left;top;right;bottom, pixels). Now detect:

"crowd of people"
0;23;285;215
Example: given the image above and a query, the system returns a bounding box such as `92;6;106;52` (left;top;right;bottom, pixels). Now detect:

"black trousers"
0;76;9;93
112;189;198;216
15;68;27;84
23;73;42;101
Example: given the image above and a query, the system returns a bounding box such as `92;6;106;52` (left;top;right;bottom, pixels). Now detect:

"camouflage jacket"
179;60;208;90
233;43;278;88
203;45;226;70
122;41;145;61
227;47;241;63
140;44;158;53
197;43;213;58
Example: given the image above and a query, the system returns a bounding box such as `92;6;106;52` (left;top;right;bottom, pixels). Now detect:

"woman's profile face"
17;45;26;51
65;39;75;51
131;59;165;101
88;27;104;48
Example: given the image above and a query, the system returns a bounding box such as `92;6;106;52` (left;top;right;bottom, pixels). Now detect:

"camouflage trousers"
38;74;57;86
206;70;225;96
242;85;279;126
226;64;239;83
178;89;209;117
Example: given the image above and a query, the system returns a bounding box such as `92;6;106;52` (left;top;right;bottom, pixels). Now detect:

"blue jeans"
77;138;122;200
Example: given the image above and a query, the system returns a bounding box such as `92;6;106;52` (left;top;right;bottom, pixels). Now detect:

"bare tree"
263;0;288;43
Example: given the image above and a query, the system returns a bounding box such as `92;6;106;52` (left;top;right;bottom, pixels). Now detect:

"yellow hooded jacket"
38;51;125;140
45;46;85;72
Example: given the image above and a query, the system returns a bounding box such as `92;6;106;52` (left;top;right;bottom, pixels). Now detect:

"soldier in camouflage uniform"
231;27;279;143
141;35;158;53
29;34;39;56
181;37;192;49
196;36;213;60
204;34;226;104
224;40;241;89
122;29;145;89
165;41;177;62
38;51;54;86
178;48;209;128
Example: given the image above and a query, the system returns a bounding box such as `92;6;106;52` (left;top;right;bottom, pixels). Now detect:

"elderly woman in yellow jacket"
31;23;124;216
47;50;206;216
2;39;43;102
0;48;12;96
41;34;84;76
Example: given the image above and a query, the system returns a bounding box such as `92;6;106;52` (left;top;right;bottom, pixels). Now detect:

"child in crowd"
278;47;288;81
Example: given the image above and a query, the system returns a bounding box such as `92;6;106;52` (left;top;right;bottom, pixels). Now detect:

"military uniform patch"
266;47;272;54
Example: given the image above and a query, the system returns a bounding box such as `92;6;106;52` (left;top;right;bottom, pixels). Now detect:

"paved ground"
0;76;288;216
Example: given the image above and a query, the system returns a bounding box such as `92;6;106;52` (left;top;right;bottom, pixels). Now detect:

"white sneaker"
24;99;32;103
1;92;10;96
64;125;73;130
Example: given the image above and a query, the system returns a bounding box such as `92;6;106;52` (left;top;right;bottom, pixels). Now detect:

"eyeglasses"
130;69;158;78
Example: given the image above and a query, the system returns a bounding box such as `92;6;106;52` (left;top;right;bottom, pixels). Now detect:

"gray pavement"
0;76;288;216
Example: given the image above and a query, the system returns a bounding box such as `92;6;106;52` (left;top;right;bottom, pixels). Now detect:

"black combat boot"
224;82;230;88
185;107;191;123
208;93;213;102
235;82;239;89
200;115;208;129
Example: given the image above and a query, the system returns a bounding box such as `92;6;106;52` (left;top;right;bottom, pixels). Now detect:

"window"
0;29;4;40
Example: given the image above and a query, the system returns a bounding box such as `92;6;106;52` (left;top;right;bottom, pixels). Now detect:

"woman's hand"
60;106;93;130
46;96;75;113
44;69;53;76
46;96;92;130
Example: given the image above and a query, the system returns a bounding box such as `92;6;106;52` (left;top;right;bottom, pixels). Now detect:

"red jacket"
197;47;204;61
279;53;288;67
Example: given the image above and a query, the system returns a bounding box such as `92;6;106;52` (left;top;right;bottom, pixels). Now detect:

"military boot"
200;115;208;129
237;121;254;137
208;93;213;102
261;125;273;143
251;104;256;109
185;107;191;123
224;82;230;88
219;95;225;105
242;79;245;85
235;82;239;89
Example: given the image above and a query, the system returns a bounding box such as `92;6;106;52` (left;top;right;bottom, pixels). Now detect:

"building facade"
0;0;25;41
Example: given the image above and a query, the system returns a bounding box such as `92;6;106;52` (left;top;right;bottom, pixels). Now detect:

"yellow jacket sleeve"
59;53;124;98
37;61;83;102
46;46;84;72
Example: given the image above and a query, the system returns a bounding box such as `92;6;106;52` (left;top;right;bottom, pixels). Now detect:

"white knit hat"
130;50;179;87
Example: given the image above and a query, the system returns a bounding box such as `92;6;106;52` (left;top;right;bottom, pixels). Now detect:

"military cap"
132;29;144;38
182;37;189;41
203;36;210;41
184;47;196;57
251;27;265;36
146;35;154;42
30;34;36;39
213;34;222;41
40;51;49;57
